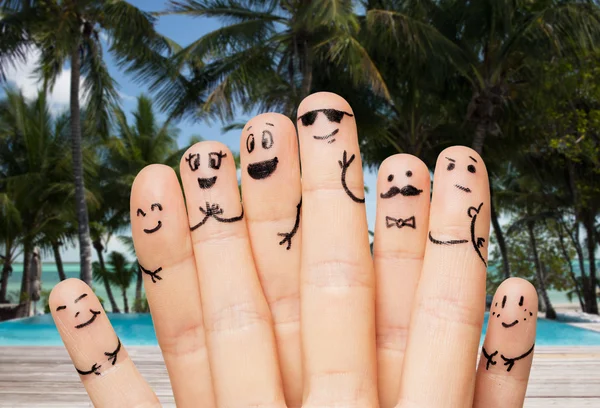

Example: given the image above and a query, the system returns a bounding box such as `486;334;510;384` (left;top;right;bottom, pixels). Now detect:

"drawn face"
246;122;278;180
136;203;163;234
491;294;533;328
185;150;227;189
380;170;423;199
445;155;478;193
55;293;101;329
297;108;354;144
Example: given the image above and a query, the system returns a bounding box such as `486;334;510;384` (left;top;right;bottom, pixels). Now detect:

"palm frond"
81;34;120;139
166;0;282;23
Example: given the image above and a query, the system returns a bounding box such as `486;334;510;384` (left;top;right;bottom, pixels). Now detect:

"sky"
4;0;380;263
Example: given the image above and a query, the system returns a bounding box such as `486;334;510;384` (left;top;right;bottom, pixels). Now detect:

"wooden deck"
1;347;599;407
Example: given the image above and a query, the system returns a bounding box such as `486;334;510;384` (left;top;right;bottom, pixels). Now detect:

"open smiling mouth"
198;176;217;189
247;157;279;180
75;309;101;329
143;221;162;234
502;320;519;328
313;128;339;144
455;184;471;193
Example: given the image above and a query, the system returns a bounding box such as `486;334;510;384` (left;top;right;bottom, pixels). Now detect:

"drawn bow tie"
386;216;416;229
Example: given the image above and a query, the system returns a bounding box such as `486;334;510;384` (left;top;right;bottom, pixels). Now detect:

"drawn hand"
477;237;485;248
49;95;536;408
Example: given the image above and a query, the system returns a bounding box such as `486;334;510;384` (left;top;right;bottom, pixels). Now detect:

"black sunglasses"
297;109;354;127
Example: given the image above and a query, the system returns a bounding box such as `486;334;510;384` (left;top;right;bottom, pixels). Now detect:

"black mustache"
380;185;423;199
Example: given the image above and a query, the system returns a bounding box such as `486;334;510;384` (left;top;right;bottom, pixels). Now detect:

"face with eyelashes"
246;122;278;180
491;294;534;328
55;293;102;329
380;170;423;199
297;108;354;144
445;155;478;193
185;150;228;189
136;203;163;234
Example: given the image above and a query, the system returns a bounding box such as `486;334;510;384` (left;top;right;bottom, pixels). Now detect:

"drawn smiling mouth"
502;320;519;328
75;309;101;329
198;176;217;189
247;157;279;180
380;185;423;199
143;221;162;234
313;128;339;144
455;184;471;193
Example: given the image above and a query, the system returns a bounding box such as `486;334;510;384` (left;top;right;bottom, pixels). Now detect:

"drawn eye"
323;109;345;123
387;174;394;182
151;203;162;211
447;163;455;171
136;209;146;217
246;134;255;153
468;164;476;173
262;130;274;149
185;152;200;171
406;170;413;177
300;111;317;126
209;151;227;170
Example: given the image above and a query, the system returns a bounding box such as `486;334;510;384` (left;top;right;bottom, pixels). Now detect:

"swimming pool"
1;313;600;346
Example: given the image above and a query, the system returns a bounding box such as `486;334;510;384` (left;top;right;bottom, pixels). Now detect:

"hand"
50;93;537;408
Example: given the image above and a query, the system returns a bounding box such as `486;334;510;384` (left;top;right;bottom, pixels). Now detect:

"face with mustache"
185;150;228;189
380;170;423;199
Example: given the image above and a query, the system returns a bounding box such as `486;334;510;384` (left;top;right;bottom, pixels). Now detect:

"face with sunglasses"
297;108;354;144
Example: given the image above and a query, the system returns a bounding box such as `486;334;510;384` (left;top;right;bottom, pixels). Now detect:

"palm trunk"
93;242;120;313
51;241;67;281
19;241;32;316
70;43;93;286
122;288;129;313
583;213;598;314
556;222;585;310
0;252;12;303
472;120;487;155
490;186;510;279
300;39;313;99
134;264;142;312
527;221;556;319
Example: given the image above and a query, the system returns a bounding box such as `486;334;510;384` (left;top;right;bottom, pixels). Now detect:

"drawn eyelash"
209;151;227;169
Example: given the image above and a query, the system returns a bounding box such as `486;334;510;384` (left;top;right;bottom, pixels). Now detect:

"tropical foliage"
0;0;599;318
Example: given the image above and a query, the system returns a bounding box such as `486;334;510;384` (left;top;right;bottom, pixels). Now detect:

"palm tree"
106;251;135;313
0;1;175;285
152;0;389;121
0;193;22;303
0;88;90;314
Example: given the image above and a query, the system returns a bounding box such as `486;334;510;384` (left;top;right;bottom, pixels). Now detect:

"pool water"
1;313;600;346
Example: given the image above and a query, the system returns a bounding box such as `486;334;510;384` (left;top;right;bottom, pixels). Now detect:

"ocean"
5;262;143;311
4;262;576;313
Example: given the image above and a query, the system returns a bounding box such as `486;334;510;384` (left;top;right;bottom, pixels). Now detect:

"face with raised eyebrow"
245;122;278;180
136;202;163;234
445;155;478;193
185;150;228;189
55;293;102;329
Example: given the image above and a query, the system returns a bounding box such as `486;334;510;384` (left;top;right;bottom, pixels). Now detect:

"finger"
180;141;284;407
373;154;430;408
240;113;303;407
473;278;537;408
398;146;490;407
296;92;377;406
131;164;215;407
50;279;158;407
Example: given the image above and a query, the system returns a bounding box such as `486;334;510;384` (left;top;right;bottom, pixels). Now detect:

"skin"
50;93;536;408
